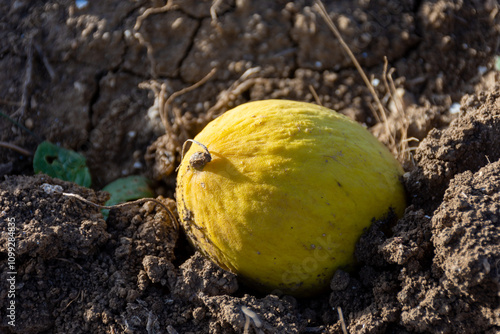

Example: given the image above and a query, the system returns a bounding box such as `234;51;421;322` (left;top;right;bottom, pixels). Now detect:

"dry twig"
142;66;262;177
337;306;349;334
309;84;322;106
0;141;32;156
15;40;34;118
56;190;179;231
205;66;262;120
382;57;419;161
134;0;177;31
133;32;158;78
210;0;224;28
162;68;217;134
62;290;83;311
133;0;179;78
314;0;402;158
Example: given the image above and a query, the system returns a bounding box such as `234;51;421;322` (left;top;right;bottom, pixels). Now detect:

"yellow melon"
176;100;405;296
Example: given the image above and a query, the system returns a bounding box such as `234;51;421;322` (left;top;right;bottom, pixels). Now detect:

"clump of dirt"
402;161;500;333
347;84;500;334
0;175;110;333
1;0;500;333
0;174;179;333
407;86;500;213
0;174;304;333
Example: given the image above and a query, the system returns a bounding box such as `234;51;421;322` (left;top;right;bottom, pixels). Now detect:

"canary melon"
176;99;406;296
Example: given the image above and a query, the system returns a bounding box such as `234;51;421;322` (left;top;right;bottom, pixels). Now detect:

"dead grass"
314;0;414;164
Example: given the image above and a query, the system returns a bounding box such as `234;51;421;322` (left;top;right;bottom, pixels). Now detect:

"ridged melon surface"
176;100;406;296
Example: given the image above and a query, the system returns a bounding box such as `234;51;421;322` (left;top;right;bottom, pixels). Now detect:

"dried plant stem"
60;192;179;231
158;83;171;134
308;84;322;106
181;139;210;162
381;59;398;150
205;66;262;119
141;64;260;176
155;68;217;146
62;290;83;311
163;68;217;130
210;0;224;28
134;0;177;31
15;40;34;118
132;32;158;78
382;57;418;161
241;306;263;334
133;0;179;77
314;0;396;150
337;306;349;334
0;141;32;156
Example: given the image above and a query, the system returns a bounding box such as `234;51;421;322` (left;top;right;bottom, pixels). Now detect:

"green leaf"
33;141;91;187
101;175;154;219
495;55;500;72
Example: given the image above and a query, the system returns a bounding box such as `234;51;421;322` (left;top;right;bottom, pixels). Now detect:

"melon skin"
176;99;406;296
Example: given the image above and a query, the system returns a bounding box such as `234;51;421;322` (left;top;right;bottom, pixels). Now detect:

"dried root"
142;67;262;179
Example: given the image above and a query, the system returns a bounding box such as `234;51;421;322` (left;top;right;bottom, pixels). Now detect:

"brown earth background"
1;0;500;333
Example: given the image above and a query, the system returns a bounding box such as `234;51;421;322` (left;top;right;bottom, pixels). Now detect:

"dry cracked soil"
1;0;500;333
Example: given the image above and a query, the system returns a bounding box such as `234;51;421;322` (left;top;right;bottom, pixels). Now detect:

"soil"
1;0;500;333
